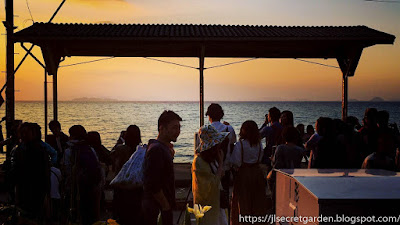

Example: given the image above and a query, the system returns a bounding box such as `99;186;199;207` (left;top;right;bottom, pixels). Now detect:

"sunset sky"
0;0;399;101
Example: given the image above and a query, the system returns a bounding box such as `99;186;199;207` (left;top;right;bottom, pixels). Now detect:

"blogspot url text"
239;214;400;224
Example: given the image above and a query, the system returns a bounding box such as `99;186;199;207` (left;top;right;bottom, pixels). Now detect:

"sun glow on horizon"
0;0;399;102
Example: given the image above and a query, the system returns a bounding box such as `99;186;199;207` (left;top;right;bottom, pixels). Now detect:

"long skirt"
230;165;272;225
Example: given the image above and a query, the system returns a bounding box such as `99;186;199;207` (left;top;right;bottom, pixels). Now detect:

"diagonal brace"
13;44;35;74
20;43;46;69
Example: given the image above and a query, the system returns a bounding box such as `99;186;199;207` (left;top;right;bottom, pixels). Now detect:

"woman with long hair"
230;120;271;225
110;125;143;224
192;125;229;225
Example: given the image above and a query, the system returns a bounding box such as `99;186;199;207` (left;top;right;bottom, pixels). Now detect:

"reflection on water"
1;101;399;163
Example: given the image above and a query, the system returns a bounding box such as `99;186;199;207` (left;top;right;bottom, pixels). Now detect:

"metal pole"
199;46;205;127
44;69;48;139
5;0;15;153
53;73;58;122
49;0;66;23
342;74;348;121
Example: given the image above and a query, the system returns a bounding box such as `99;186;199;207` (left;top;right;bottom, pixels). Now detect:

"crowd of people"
3;104;400;225
194;105;400;225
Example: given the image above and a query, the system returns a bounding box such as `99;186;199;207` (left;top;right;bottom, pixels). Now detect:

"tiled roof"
14;23;395;41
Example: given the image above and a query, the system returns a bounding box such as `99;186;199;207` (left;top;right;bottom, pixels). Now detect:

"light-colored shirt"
210;121;237;170
231;140;263;168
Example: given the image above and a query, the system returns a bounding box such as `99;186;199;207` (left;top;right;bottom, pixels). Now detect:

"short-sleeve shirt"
143;139;176;207
210;121;237;170
272;144;304;169
231;140;263;168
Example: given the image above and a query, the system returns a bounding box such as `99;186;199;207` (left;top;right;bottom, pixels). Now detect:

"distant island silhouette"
370;97;385;102
71;97;119;102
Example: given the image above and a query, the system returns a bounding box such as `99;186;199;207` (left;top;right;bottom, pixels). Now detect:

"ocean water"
1;101;399;163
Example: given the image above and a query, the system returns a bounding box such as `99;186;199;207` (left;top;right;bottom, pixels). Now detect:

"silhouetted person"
377;110;399;157
259;107;282;169
296;124;305;143
278;110;294;145
87;131;111;218
312;117;346;169
231;121;270;225
62;125;102;225
359;108;379;159
343;118;363;168
377;110;390;130
143;111;182;225
46;120;69;167
205;103;236;212
303;125;314;144
10;123;51;223
111;125;143;225
88;131;111;167
346;116;361;131
308;117;330;168
269;126;304;213
113;130;127;150
362;131;396;171
280;110;294;128
272;127;304;170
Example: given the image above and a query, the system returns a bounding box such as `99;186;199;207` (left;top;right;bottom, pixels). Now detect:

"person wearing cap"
142;110;182;225
192;125;230;225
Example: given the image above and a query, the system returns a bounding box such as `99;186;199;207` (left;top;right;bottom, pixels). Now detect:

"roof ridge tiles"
32;22;372;29
13;23;395;42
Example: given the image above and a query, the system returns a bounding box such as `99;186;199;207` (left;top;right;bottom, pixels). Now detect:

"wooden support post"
44;69;48;138
5;0;15;153
199;46;205;127
53;72;58;122
337;48;363;121
41;46;62;122
342;74;348;121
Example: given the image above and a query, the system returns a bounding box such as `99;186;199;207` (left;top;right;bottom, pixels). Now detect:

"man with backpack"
62;125;102;225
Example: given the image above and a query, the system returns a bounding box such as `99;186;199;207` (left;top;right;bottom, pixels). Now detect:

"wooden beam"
41;46;62;121
337;48;363;121
41;46;62;76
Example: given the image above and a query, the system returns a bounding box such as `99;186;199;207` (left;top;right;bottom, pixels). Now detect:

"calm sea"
1;101;399;163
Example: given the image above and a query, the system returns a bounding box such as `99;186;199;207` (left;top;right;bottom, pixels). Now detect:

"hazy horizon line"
13;100;400;103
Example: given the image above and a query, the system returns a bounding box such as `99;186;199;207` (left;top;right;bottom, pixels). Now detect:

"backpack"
72;144;102;186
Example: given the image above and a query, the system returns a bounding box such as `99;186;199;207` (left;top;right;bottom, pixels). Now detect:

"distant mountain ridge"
370;97;385;102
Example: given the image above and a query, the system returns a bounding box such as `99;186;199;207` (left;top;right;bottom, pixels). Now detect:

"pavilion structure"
4;22;396;148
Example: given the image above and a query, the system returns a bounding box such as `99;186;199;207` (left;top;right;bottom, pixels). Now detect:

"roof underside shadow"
13;23;396;75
